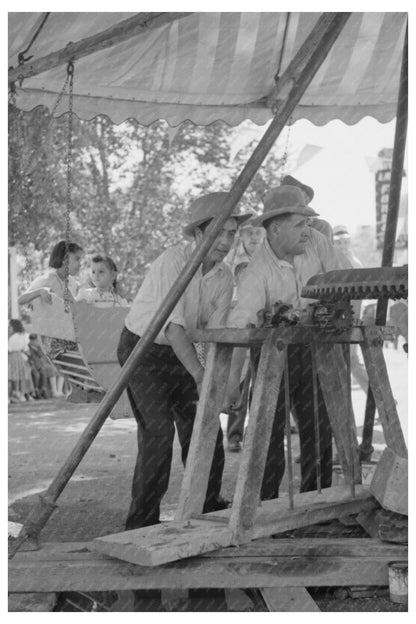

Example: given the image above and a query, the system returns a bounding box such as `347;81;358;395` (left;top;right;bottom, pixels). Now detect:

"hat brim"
251;205;319;227
183;212;252;237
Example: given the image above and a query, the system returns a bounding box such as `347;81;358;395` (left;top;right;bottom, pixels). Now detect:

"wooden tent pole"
8;13;193;84
360;23;408;462
9;12;351;558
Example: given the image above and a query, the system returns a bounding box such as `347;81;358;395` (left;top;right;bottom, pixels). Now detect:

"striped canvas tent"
8;12;407;126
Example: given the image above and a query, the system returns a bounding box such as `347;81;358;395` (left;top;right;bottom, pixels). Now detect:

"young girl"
8;319;35;403
18;240;84;363
18;240;83;306
76;255;129;308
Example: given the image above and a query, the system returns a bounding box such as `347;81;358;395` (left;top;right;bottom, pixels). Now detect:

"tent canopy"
9;12;406;127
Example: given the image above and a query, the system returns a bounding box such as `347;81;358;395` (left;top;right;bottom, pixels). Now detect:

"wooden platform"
9;538;407;594
92;485;377;566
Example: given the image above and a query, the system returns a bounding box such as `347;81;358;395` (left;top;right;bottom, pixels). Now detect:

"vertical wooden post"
311;346;322;494
229;332;286;543
175;342;233;520
284;356;294;509
8;246;19;319
315;343;361;484
360;23;408;461
360;327;407;458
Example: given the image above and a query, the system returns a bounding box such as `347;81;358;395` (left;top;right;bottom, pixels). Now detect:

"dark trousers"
117;326;225;529
227;409;246;443
261;344;333;500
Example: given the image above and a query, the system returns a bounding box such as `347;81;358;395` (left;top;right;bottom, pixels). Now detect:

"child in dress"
76;255;129;308
18;240;84;363
19;241;83;306
28;333;63;398
8;319;35;402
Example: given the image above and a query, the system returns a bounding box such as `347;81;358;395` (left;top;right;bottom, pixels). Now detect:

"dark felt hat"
282;175;314;202
251;186;318;227
183;192;252;237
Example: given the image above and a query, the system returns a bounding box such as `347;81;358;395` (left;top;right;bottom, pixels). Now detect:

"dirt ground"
8;343;408;611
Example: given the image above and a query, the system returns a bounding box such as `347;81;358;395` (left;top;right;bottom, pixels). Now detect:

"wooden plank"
370;447;407;515
92;485;376;566
360;332;407;458
260;587;320;612
229;331;286;542
9;13;193;83
251;486;375;539
187;327;366;346
357;509;408;544
92;519;234;567
12;538;408;562
315;343;361;483
9;541;407;593
176;343;233;520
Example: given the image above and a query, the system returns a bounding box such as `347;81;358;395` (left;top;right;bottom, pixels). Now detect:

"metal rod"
284;354;294;509
360;23;408;462
9;12;351;558
311;345;322;494
343;344;355;497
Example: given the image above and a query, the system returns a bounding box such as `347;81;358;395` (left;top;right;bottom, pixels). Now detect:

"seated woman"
76;254;129;308
18;240;83;360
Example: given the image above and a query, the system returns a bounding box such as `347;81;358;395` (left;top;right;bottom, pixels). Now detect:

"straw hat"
251;186;318;227
183;192;252;236
282;175;314;202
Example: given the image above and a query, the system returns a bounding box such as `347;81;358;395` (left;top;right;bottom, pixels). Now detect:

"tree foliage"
9;107;287;299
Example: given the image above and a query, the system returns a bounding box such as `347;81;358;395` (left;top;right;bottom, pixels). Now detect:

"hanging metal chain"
279;115;293;181
8;82;33;286
9;66;74;291
63;60;75;313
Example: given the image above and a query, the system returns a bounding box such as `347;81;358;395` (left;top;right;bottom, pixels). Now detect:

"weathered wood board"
260;587;320;611
92;486;376;566
370;447;408;515
9;538;407;593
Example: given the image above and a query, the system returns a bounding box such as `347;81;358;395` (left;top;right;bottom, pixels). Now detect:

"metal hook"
67;60;75;77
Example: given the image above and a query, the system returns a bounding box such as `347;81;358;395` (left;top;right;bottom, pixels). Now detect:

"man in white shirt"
117;192;251;529
227;185;351;499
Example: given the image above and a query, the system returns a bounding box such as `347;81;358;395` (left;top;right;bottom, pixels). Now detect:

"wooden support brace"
260;587;320;612
360;327;407;458
370;447;408;515
175;342;233;520
9;13;193;83
92;485;376;566
229;331;286;543
314;343;361;484
10;535;406;593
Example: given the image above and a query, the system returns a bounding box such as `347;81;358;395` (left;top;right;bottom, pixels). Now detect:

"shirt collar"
262;237;294;269
189;241;226;278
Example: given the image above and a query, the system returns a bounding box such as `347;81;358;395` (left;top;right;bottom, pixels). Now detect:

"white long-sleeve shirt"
228;228;352;329
125;242;234;345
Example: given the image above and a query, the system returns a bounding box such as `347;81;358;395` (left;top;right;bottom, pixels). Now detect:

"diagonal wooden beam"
9;12;351;559
8;12;193;84
359;22;408;461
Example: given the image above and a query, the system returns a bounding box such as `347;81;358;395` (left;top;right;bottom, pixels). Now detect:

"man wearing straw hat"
227;185;351;500
117;192;251;529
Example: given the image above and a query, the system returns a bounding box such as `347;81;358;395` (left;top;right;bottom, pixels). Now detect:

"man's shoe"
203;496;231;513
227;439;242;453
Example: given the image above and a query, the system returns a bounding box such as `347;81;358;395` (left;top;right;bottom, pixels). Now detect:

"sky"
236;116;403;237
